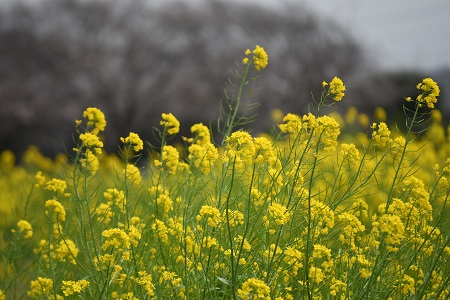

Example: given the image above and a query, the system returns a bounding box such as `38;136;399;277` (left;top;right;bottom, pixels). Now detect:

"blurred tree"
0;0;365;156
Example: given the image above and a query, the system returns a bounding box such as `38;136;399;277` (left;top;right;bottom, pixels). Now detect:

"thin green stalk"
225;157;237;300
221;62;251;145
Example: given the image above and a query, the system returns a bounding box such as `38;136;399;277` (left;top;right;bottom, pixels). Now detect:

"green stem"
221;63;251;145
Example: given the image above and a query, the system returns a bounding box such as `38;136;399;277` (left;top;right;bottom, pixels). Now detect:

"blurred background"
0;0;449;157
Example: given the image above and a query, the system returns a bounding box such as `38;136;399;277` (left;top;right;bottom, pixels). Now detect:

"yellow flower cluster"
16;219;33;239
75;107;107;175
186;123;219;174
83;107;106;134
45;199;66;222
242;45;269;71
45;178;68;195
61;280;90;296
237;278;271;300
160;112;180;135
197;205;221;227
154;145;187;174
371;122;391;147
323;77;346;101
120;132;144;152
224;131;256;170
406;77;440;108
28;277;56;299
123;163;141;184
268;202;290;225
104;188;127;214
79;132;103;154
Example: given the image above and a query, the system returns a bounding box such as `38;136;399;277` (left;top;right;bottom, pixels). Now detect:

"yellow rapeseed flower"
45;199;66;222
237;278;271;300
415;77;440;108
154;145;181;174
83;107;106;135
28;277;55;299
16;219;33;239
160;113;180;135
35;171;46;187
45;178;67;194
120;132;144;152
79;132;103;154
242;45;268;71
61;280;90;296
269;202;290;225
329;76;346;101
123;164;142;185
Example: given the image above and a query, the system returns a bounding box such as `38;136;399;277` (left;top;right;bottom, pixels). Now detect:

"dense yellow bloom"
155;193;173;215
104;188;127;214
123;163;142;184
312;244;332;260
190;123;211;145
329;77;346;101
188;143;219;174
53;239;79;264
237;278;271;300
330;277;347;296
308;199;335;234
0;290;4;300
315;115;341;151
224;131;255;170
201;236;218;249
133;271;155;296
375;214;405;251
102;228;131;250
252;45;269;71
61;280;90;296
414;77;440;108
160;112;180;135
28;277;54;299
243;45;268;70
79;132;103;154
269;202;290;225
371;122;391;147
79;149;100;175
95;202;113;224
340;143;360;166
45;178;67;194
154;145;182;174
401;275;415;295
309;266;325;284
152;219;169;244
16;219;33;239
223;209;245;227
253;137;277;166
120;132;144;152
45;199;66;222
197;205;221;227
402;176;432;216
278;113;302;136
35;170;46;187
83;107;106;134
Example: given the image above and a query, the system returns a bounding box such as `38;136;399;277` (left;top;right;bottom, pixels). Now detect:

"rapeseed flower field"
1;45;450;299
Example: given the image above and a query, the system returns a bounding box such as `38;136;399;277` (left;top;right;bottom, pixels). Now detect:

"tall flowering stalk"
219;45;269;145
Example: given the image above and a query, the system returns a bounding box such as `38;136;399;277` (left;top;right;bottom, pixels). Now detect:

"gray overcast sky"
284;0;450;71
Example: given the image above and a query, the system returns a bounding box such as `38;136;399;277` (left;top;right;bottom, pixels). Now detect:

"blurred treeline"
0;0;448;157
